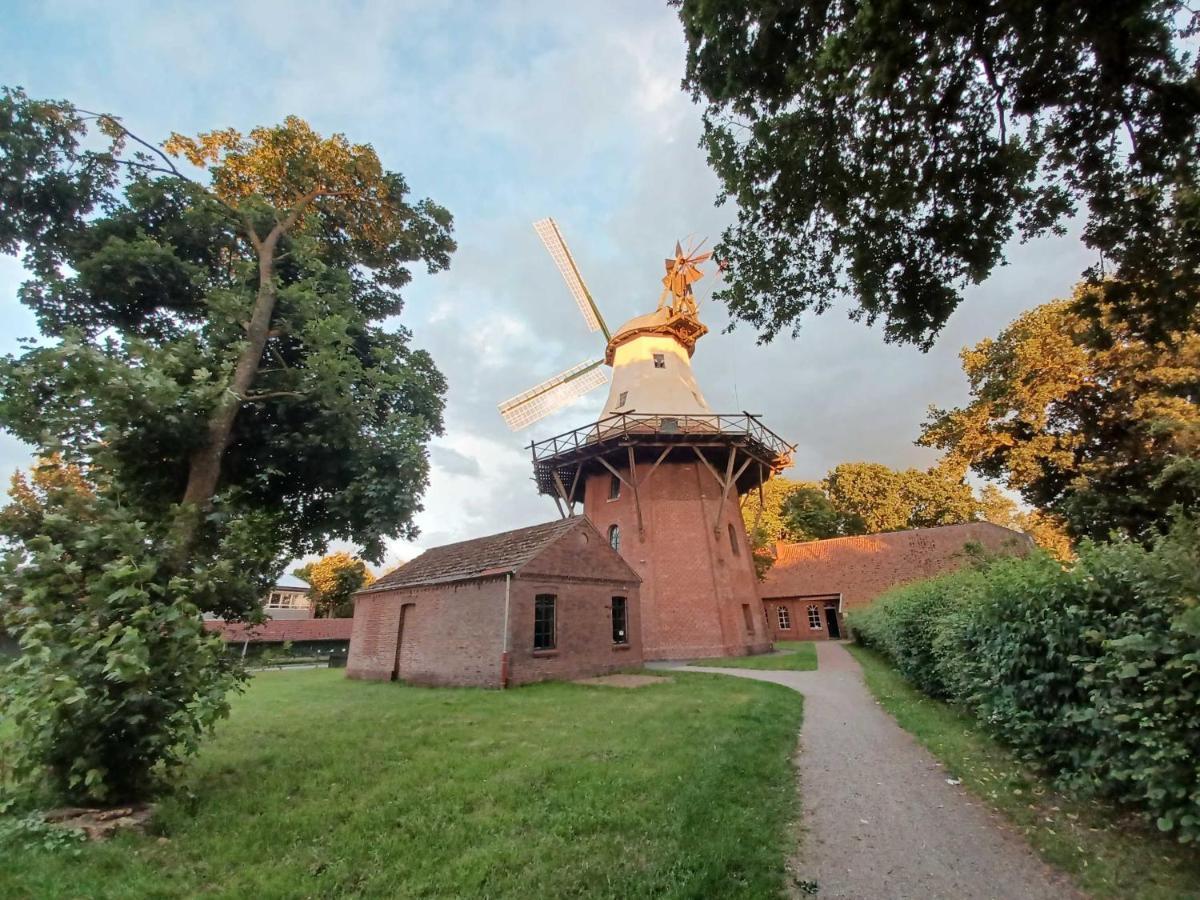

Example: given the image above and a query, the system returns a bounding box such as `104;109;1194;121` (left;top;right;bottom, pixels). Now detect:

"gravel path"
675;642;1082;900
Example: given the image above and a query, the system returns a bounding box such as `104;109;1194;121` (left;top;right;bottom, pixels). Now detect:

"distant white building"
263;584;313;620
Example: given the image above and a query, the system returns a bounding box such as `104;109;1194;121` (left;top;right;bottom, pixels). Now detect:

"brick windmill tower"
498;219;794;659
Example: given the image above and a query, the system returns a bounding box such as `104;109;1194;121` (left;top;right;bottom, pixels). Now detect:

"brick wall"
512;520;643;683
346;579;506;686
764;597;844;642
759;522;1031;641
506;578;643;684
583;456;771;660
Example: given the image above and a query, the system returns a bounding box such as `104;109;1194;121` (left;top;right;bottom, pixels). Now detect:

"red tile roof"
769;522;1029;568
204;618;353;643
361;518;585;591
760;522;1032;608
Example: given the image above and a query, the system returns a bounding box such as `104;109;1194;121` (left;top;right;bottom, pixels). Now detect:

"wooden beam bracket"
550;469;575;518
626;445;646;540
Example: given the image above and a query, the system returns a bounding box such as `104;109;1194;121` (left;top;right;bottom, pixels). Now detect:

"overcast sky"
1;1;1096;574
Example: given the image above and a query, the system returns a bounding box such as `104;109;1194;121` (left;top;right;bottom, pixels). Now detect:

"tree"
0;88;453;604
779;485;862;541
0;454;92;538
0;89;454;800
905;463;986;529
741;478;824;578
740;477;815;543
675;1;1200;348
744;462;983;549
295;552;376;618
977;484;1074;561
822;462;979;533
921;285;1200;543
822;464;909;534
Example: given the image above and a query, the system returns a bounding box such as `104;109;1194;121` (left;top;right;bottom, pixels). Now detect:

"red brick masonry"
347;518;643;687
760;522;1032;641
582;461;770;660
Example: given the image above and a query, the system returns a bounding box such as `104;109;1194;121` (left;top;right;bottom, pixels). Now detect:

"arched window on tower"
608;524;620;552
728;522;739;556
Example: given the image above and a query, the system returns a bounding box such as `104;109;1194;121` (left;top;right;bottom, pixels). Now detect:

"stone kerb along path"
674;642;1083;900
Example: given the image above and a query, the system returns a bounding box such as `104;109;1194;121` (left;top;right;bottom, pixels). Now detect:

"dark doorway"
392;603;414;681
825;605;842;639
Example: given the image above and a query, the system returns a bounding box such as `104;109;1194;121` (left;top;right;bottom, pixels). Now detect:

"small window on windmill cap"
653;353;665;368
618;390;628;408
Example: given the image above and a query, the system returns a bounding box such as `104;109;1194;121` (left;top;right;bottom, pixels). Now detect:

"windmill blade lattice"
498;359;609;430
533;218;610;339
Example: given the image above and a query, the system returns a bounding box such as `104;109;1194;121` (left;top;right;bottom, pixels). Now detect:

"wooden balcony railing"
528;411;794;464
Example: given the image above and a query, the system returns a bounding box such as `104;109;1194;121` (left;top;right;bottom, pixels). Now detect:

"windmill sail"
498;359;609;430
533;218;610;340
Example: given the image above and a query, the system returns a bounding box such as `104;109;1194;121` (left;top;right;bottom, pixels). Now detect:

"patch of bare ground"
43;804;156;841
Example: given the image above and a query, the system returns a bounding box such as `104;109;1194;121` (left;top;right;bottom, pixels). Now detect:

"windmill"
498;218;713;431
504;217;796;662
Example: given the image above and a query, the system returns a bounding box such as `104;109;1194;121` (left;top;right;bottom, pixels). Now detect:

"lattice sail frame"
498;360;609;430
533;218;605;335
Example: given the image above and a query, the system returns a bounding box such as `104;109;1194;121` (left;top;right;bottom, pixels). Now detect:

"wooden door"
825;605;842;639
392;603;413;681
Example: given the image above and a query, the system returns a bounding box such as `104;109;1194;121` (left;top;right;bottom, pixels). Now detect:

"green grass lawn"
692;640;818;671
1;668;804;899
847;644;1200;900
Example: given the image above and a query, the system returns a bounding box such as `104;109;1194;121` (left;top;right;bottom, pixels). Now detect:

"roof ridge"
405;517;577;555
362;518;584;593
775;520;1022;553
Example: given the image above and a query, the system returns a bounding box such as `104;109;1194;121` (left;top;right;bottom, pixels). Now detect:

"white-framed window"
807;604;822;630
777;606;791;630
266;591;308;609
653;353;665;369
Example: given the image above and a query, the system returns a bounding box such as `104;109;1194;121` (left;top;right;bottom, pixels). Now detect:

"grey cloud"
431;445;482;478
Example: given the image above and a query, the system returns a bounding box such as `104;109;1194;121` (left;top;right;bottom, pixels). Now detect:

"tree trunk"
174;237;280;554
169;191;320;562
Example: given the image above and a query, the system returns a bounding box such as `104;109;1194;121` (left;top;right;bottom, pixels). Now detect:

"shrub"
850;518;1200;842
852;568;984;697
0;496;247;803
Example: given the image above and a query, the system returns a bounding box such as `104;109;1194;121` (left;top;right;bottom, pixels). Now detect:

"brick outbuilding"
346;517;642;687
760;522;1032;641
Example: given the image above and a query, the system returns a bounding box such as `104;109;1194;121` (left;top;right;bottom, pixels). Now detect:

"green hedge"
850;519;1200;843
